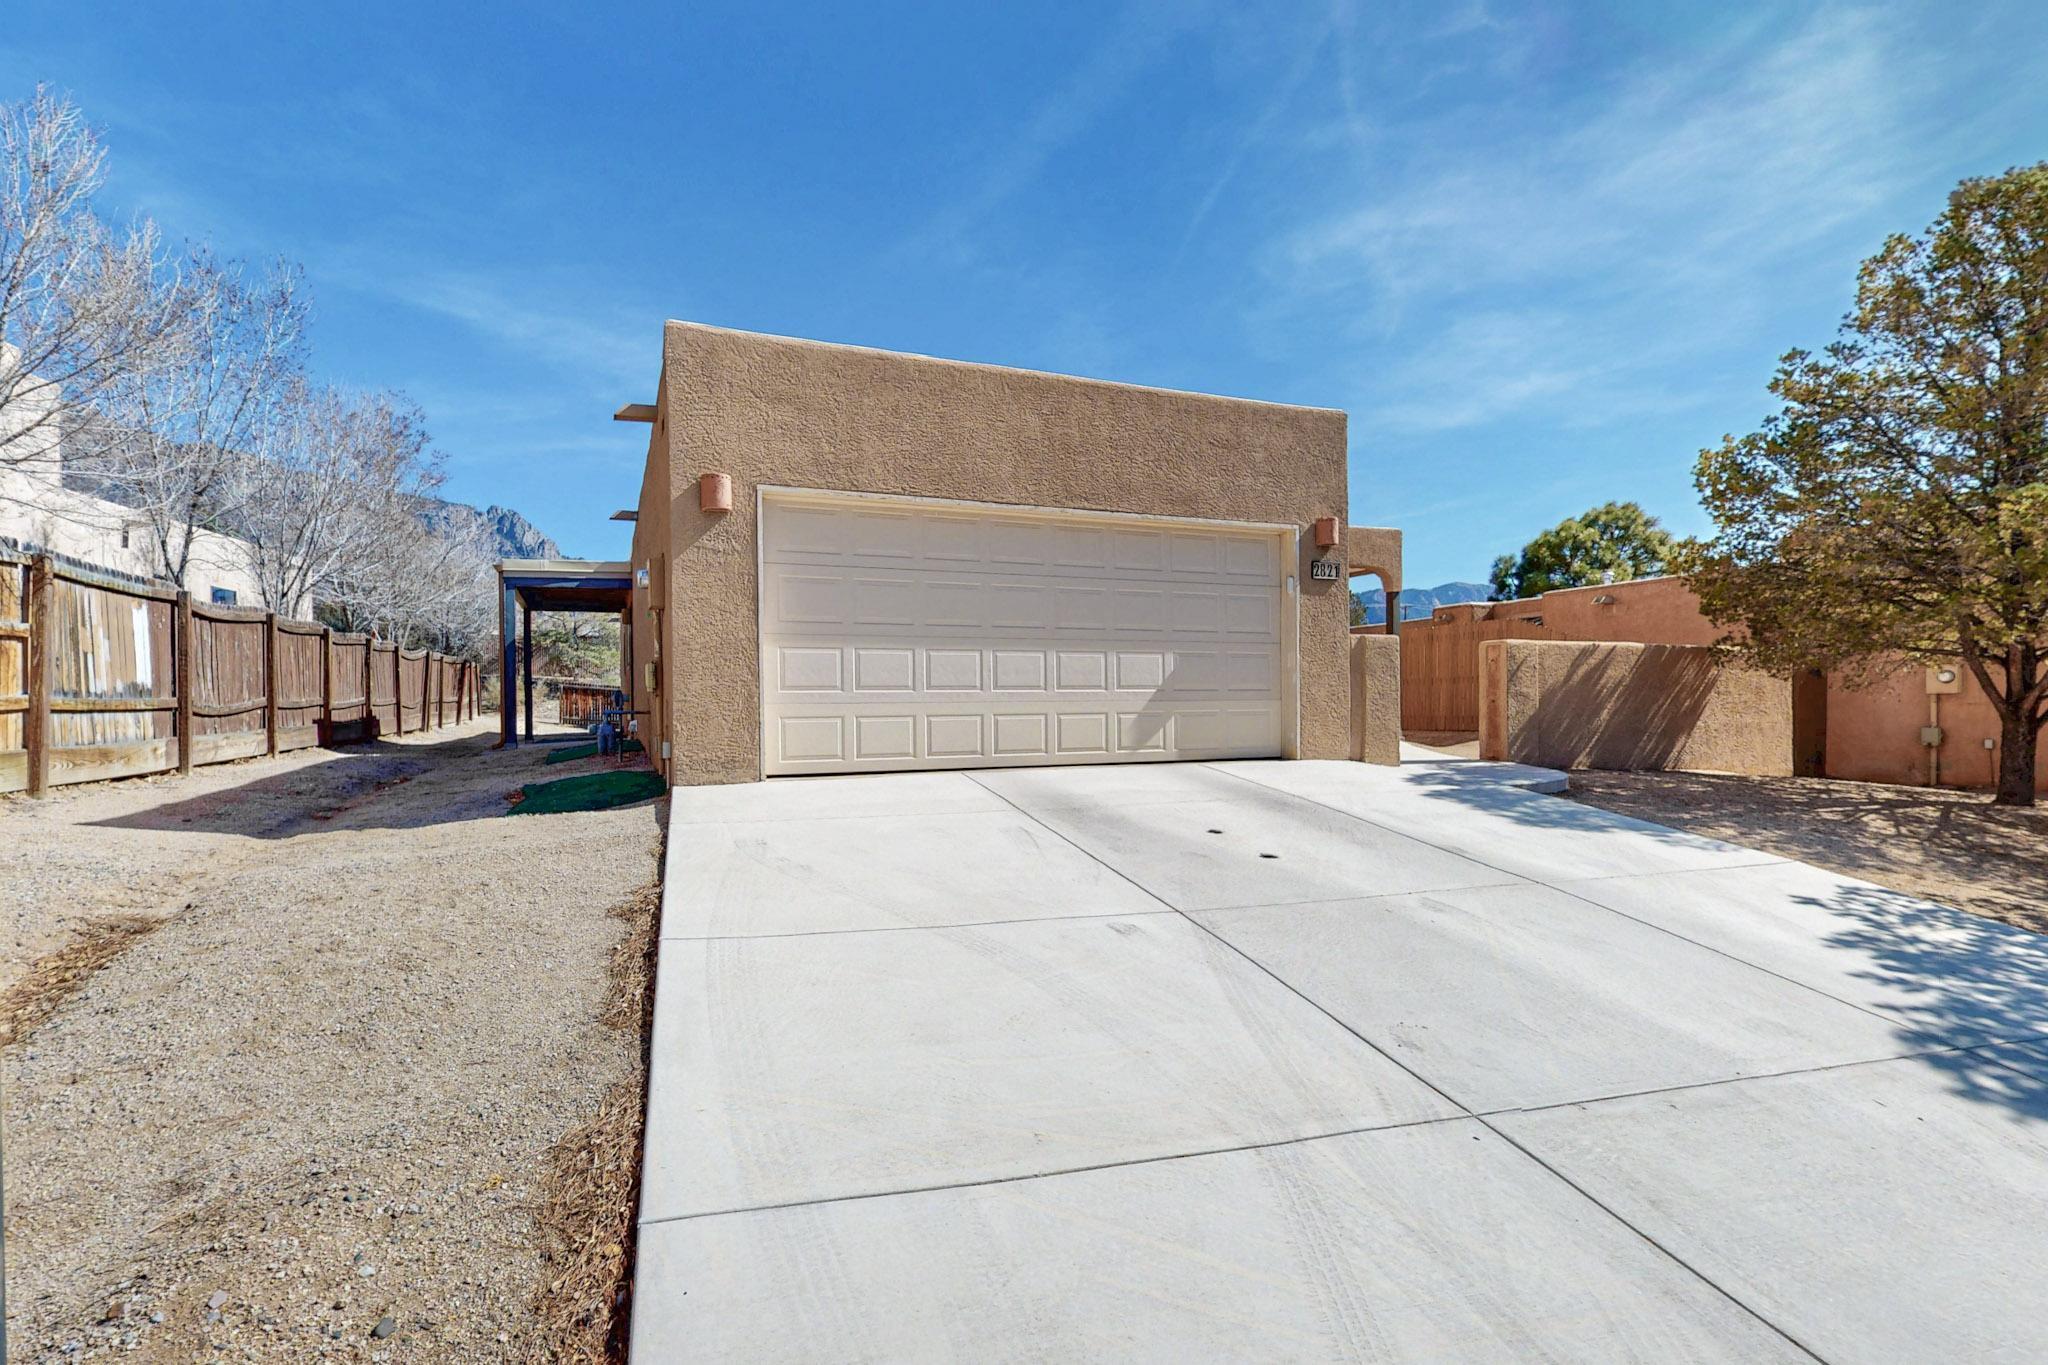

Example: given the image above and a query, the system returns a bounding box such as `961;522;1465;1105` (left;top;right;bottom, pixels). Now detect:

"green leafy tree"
1489;501;1674;600
1683;164;2048;805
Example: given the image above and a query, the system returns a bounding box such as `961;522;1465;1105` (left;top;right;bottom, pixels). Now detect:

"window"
210;587;238;606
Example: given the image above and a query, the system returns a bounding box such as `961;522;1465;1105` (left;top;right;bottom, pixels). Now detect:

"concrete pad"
1018;784;1513;911
662;808;1165;938
1559;861;2048;1047
1496;1055;2048;1362
1219;762;1779;884
1231;754;1568;795
640;913;1456;1220
1196;883;1917;1110
1978;1039;2048;1080
632;1121;1804;1363
670;771;1008;824
968;760;1255;814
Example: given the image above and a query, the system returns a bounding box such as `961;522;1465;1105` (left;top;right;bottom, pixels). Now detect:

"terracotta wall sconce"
1312;515;1341;549
700;472;733;513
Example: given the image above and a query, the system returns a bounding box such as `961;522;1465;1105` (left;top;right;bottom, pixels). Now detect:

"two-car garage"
759;492;1295;775
626;321;1358;786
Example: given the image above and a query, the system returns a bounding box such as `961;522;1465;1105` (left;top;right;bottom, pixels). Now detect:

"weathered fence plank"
26;556;53;796
5;557;477;794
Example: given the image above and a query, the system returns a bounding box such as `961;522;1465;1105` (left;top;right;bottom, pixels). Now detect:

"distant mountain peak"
415;496;562;561
1351;579;1490;624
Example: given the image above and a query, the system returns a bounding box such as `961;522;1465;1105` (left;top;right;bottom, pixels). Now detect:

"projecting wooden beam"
613;403;657;422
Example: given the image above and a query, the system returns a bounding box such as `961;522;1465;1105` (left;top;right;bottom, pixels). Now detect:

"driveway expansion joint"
966;764;1846;1365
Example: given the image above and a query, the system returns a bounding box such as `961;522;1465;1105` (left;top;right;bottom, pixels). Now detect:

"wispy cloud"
383;269;650;380
1271;7;1944;432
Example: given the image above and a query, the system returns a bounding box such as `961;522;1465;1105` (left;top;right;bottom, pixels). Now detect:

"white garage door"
760;493;1291;775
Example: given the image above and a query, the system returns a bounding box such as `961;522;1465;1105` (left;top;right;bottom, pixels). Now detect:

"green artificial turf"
507;769;666;816
543;738;644;765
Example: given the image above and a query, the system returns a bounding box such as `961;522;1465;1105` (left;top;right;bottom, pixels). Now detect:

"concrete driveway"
630;758;2048;1362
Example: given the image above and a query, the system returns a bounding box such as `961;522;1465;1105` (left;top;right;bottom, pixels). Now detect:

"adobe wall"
625;382;672;778
1826;664;2046;791
1479;639;1792;775
1349;633;1400;765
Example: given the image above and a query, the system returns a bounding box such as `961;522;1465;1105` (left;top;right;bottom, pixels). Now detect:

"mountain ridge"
1352;579;1491;624
413;497;563;561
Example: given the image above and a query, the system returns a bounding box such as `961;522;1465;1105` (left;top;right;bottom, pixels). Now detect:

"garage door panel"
774;571;849;626
1112;588;1169;633
924;517;985;564
778;715;846;764
988;582;1052;630
854;715;918;760
1115;651;1167;691
1055;651;1109;692
926;713;984;758
1053;526;1109;570
1118;711;1171;753
767;505;846;558
763;498;1287;775
991;650;1048;692
853;575;920;626
1056;712;1112;754
926;649;983;691
851;648;915;693
846;509;919;561
1169;532;1223;574
778;646;845;693
992;713;1051;757
1055;587;1111;632
1224;538;1274;578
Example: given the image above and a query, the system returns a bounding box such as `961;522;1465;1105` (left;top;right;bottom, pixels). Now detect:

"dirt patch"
1565;770;2048;933
2;718;664;1361
1;915;162;1047
532;883;660;1363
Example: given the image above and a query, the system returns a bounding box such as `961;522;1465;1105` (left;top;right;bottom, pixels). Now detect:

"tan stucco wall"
625;379;673;778
1825;662;2047;791
1345;525;1402;598
1349;633;1400;765
1476;575;1725;646
651;321;1351;785
1479;639;1792;775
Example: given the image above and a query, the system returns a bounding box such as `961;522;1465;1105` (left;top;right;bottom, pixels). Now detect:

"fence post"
431;654;441;731
364;639;375;740
264;611;280;756
175;591;194;774
320;626;333;746
25;556;53;797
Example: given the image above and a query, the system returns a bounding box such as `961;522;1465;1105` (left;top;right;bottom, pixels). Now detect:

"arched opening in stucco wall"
1346;569;1398;635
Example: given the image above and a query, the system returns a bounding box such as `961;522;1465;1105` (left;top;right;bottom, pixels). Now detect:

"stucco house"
0;344;276;609
609;322;1396;786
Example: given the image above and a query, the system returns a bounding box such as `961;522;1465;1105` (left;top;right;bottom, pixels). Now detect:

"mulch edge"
531;879;661;1362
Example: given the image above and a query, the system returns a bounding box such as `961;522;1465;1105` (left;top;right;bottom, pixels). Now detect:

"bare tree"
232;383;437;616
0;86;190;478
322;510;497;657
86;253;305;588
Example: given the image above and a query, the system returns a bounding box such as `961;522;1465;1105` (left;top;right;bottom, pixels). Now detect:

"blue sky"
6;2;2044;585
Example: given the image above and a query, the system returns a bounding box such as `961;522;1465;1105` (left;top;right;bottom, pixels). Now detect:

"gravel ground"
2;719;663;1361
1565;769;2048;933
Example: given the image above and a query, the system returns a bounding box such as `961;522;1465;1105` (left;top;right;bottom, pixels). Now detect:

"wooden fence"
0;551;479;796
557;681;616;726
1387;614;1549;733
